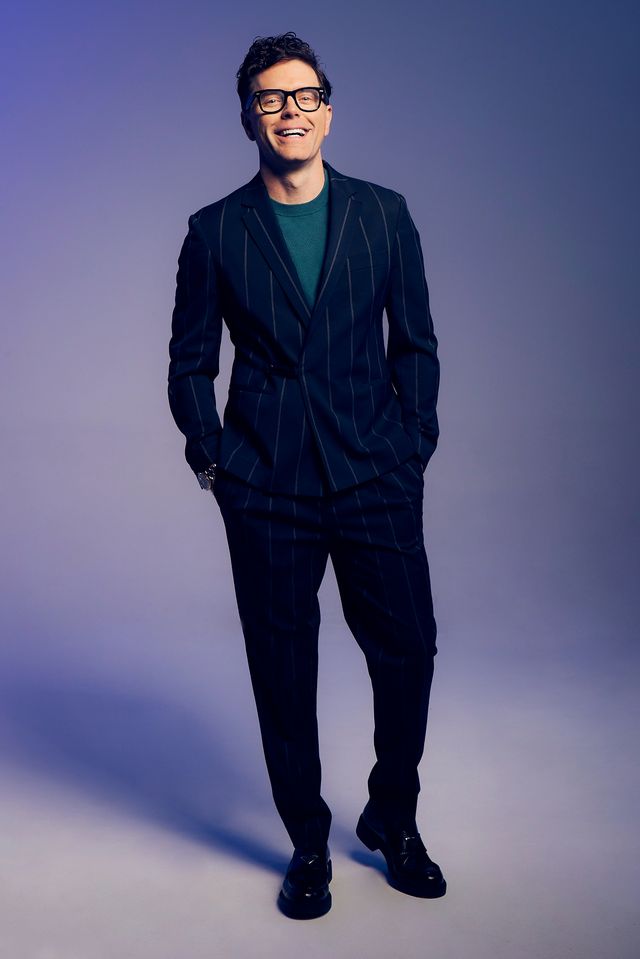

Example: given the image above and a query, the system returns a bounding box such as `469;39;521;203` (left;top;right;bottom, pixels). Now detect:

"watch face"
197;464;216;490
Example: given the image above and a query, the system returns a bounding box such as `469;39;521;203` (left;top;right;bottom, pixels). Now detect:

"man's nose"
280;94;300;116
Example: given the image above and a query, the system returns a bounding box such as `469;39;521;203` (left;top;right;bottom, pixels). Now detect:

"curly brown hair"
237;32;332;109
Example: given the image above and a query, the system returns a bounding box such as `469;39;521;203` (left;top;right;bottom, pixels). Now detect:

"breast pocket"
346;247;390;275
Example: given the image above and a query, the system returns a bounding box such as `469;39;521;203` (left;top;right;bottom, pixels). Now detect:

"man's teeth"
280;129;306;136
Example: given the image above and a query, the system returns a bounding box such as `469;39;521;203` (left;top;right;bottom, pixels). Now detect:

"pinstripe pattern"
252;208;311;320
314;195;353;305
168;161;439;491
219;197;227;265
168;161;442;852
213;454;436;849
366;182;391;263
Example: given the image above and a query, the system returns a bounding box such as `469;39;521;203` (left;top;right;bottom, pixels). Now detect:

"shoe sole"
277;889;332;920
356;815;447;899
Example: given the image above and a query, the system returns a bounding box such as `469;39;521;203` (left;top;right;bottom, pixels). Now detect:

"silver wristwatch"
197;463;217;490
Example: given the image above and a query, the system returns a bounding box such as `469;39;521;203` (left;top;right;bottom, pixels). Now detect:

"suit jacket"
168;160;440;495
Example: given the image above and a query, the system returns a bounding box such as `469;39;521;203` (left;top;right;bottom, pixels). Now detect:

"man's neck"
260;156;326;205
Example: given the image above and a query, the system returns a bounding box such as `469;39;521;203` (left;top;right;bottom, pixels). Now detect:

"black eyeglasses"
244;87;328;114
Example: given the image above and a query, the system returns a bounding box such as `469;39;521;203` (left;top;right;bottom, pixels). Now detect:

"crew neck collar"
269;169;329;215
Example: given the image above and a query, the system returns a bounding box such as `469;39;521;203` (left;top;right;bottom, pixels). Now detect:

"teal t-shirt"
269;170;329;309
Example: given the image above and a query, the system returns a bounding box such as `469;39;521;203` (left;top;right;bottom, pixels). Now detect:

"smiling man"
168;32;446;919
240;59;332;202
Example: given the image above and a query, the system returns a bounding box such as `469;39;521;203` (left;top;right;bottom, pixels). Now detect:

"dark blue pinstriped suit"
168;160;441;849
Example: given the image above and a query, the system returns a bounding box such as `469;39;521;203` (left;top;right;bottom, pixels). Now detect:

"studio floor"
2;612;637;959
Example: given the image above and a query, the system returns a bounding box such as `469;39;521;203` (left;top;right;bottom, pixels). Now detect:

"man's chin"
263;152;316;174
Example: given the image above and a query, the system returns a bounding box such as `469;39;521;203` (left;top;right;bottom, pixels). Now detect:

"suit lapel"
311;164;361;322
239;163;362;330
241;173;311;325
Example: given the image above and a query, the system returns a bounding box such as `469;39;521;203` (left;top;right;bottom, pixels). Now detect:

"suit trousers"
213;453;439;851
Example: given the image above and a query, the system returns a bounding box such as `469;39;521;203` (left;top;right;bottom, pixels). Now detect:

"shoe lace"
399;832;430;869
291;850;327;878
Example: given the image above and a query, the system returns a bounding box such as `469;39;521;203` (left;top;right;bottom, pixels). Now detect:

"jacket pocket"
228;368;273;394
346;249;390;274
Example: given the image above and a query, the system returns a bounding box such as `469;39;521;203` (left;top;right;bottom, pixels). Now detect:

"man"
168;32;446;919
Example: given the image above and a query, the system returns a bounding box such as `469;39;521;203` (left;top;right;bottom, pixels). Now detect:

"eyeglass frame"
243;86;328;114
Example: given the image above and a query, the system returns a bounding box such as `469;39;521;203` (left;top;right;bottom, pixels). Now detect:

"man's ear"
324;103;333;137
241;111;256;142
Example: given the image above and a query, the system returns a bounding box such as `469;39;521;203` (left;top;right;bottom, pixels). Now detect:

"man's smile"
275;127;310;138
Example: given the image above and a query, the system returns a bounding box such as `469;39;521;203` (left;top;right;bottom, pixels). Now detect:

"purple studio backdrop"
1;2;638;956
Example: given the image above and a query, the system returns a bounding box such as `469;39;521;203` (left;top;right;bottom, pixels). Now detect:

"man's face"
241;58;332;171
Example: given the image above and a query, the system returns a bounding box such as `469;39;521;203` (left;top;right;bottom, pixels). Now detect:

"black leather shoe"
277;847;332;919
356;807;446;898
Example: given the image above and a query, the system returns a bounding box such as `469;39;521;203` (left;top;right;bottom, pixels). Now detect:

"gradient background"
2;1;639;956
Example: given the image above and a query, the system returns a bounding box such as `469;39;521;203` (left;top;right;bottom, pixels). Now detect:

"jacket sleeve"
167;213;224;475
385;195;440;468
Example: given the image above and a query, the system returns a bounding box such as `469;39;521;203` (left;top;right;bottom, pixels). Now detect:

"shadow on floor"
0;672;289;875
